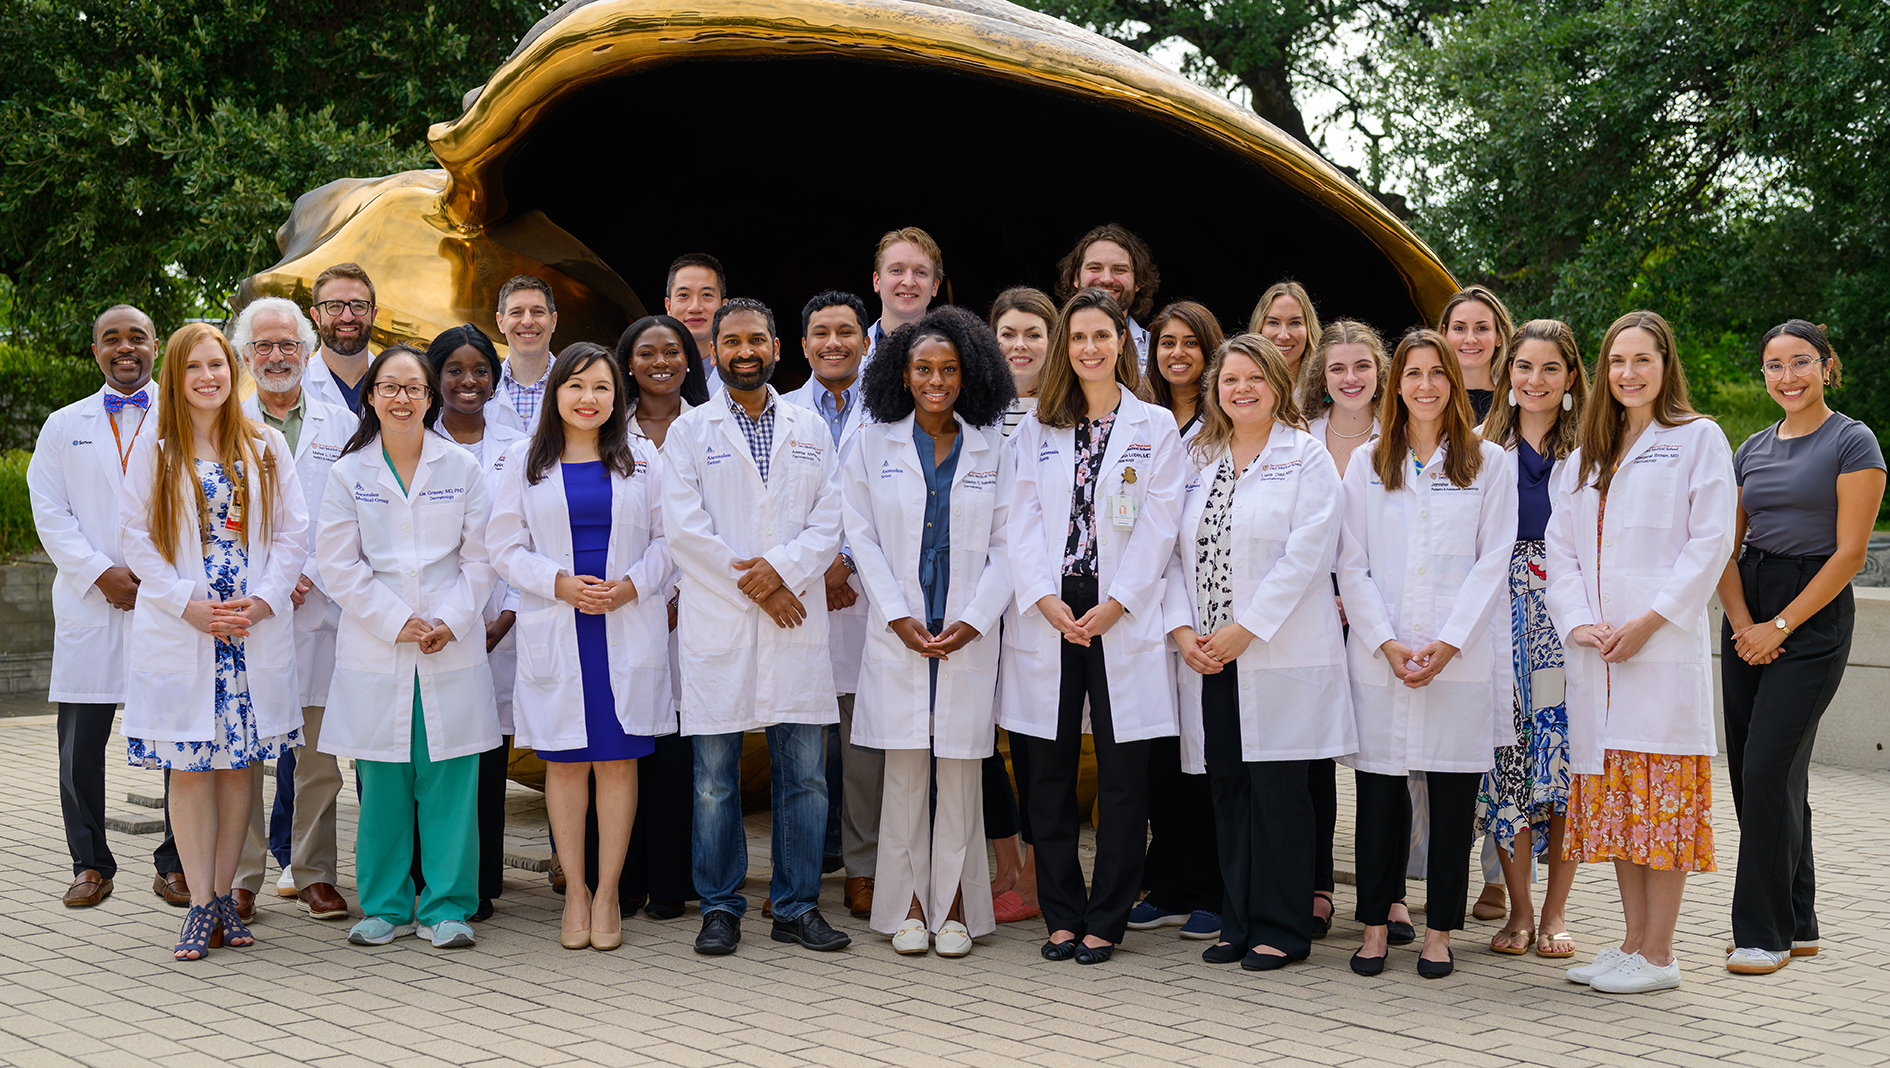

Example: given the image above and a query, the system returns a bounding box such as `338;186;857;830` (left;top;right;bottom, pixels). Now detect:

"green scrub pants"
354;677;480;926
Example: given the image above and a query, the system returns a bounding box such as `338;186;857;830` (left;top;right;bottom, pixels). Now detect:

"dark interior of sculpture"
501;56;1423;387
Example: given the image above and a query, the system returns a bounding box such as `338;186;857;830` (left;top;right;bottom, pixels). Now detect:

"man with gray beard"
229;296;358;924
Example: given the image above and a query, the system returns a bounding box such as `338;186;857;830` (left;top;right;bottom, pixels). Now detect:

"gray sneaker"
1726;947;1789;974
347;917;417;945
418;920;477;948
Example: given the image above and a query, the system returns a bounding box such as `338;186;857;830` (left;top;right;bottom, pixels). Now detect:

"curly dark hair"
861;306;1016;429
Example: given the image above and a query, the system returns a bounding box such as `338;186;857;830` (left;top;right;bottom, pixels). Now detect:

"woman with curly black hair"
842;306;1014;958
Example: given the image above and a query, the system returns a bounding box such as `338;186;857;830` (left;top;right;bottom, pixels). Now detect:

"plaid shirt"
498;358;548;426
727;389;778;484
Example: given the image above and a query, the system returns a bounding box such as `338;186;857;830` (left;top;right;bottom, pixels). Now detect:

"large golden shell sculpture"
240;0;1456;367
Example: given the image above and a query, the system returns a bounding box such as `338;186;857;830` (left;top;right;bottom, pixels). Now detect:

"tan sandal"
1490;926;1533;955
1536;931;1575;958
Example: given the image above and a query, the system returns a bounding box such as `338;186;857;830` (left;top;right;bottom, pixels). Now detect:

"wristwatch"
840;552;856;574
1773;616;1794;636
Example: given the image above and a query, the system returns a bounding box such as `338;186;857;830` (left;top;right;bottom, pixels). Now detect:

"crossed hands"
734;556;806;629
1568;610;1666;664
1378;638;1460;688
890;618;981;660
183;596;275;644
396;616;456;654
555;573;640;615
1169;623;1257;674
1036;594;1126;648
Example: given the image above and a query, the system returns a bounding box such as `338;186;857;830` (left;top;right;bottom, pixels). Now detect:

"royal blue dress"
539;461;655;763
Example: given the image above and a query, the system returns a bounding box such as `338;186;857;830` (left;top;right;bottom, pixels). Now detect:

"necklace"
1327;421;1371;439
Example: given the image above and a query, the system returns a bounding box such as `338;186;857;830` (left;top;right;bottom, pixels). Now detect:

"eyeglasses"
1760;355;1826;379
249;340;303;356
373;382;431;400
314;299;373;317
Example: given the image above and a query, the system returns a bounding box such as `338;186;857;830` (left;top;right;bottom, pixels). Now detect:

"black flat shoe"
1041;938;1079;961
1350;950;1387;976
1074;943;1115;965
1201;941;1245;965
1416;948;1454;979
1387;920;1416;946
645;899;685;920
471;898;494;922
694;909;741;955
1243;949;1297;972
1311;891;1333;939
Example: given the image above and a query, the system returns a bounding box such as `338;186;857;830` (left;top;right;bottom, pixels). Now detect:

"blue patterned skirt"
1473;539;1571;857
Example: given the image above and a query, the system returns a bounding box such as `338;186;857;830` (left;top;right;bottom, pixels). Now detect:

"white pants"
870;750;996;938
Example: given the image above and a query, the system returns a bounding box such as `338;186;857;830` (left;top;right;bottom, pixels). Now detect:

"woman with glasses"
1716;321;1885;976
317;345;501;950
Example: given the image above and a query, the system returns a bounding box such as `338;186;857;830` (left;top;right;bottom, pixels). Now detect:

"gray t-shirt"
1734;411;1885;556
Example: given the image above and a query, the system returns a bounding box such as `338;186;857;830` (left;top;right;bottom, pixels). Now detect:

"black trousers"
58;702;179;877
476;740;509;902
1354;769;1478;930
622;731;698;903
981;733;1022;841
1722;551;1851;951
1202;668;1312;957
1309;758;1337;895
1143;734;1224;913
1025;575;1151;944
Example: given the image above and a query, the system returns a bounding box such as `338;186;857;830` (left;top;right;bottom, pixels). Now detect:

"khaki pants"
236;705;343;893
837;694;884;878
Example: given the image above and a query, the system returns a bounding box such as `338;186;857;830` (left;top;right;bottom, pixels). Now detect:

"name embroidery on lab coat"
1631;443;1682;466
1122;441;1153;463
962;468;998;492
1256;459;1300;483
787;439;824;466
310;443;343;463
419;487;466;504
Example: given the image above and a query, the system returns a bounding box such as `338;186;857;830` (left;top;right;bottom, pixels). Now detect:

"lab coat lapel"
1094;385;1144;478
712;399;767;485
947;416;990;492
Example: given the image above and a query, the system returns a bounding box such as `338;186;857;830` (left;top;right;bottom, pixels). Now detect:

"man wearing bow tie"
29;305;187;908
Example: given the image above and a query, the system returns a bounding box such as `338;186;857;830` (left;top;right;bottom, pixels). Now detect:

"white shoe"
1590;953;1681;993
1565;946;1630;984
1793;940;1820;956
892;919;929;955
1726;947;1790;974
934;921;972;958
276;868;297;897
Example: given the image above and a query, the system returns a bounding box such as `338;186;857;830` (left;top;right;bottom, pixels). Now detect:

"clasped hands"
1568;609;1666;664
1035;594;1126;647
555;573;640;615
733;556;805;629
1169;623;1256;674
890;617;980;659
1378;638;1459;688
1724;615;1786;666
182;595;275;644
396;616;457;654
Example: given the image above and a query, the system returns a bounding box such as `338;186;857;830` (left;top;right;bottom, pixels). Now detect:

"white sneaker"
1726;947;1790;974
934;920;973;958
892;918;929;955
1565;946;1630;985
276;868;297;897
1590;953;1681;993
1792;940;1819;957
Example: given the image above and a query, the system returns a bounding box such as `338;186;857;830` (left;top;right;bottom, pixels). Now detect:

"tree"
0;0;554;354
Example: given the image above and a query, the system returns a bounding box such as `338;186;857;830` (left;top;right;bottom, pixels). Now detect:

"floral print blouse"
1061;409;1117;577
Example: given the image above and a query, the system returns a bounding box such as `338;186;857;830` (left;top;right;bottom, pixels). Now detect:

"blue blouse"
913;422;963;623
1516;436;1554;542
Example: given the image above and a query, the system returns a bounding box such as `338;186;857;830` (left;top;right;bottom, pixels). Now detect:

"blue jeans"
692;725;829;921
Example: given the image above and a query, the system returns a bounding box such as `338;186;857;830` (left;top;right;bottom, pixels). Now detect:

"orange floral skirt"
1563;750;1716;872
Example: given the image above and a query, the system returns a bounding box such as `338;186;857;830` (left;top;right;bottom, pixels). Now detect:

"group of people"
33;223;1882;994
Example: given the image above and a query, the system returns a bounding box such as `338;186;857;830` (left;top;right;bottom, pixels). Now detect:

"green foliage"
0;450;41;558
0;0;555;356
0;344;106;452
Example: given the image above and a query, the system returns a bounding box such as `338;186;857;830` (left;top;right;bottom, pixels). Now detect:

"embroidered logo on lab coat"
1257;459;1300;483
1632;443;1682;466
788;439;824;466
310;443;343;463
353;482;390;504
705;446;733;467
962;468;998;491
879;459;900;480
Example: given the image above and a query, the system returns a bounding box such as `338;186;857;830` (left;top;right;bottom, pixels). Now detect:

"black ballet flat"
1042;938;1079;961
1311;891;1334;939
1387;920;1416;946
1201;941;1245;965
1242;949;1297;972
1416;948;1454;979
1350;950;1387;976
1074;943;1115;965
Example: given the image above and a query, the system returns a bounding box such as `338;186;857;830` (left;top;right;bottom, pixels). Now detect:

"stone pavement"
0;712;1886;1068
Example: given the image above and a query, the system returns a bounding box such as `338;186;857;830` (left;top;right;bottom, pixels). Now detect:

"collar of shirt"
499;356;549;411
256;389;307;453
724;387;776;421
812;381;857;445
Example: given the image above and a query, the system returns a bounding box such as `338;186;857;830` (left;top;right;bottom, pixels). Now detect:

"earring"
1507;389;1517;407
1561;392;1573;412
1323;393;1332;404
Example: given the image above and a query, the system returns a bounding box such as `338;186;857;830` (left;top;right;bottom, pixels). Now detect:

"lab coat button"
1419;509;1428;518
1602;594;1611;604
403;523;412;533
1604;538;1613;547
1103;635;1113;645
1241;682;1250;691
1416;565;1426;575
407;568;417;577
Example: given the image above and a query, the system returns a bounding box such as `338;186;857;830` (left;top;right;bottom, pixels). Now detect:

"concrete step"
105;811;163;835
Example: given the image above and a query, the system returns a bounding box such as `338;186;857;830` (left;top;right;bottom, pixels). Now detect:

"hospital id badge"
1107;493;1138;530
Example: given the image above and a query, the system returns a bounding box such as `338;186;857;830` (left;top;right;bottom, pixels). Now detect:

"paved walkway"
0;711;1886;1068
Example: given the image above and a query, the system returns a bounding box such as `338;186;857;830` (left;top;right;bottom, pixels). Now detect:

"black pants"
1202;667;1312;957
1143;734;1223;913
1309;759;1337;894
1722;551;1850;951
981;733;1021;841
476;740;509;902
622;731;698;903
1354;769;1478;930
1025;575;1150;944
58;702;179;877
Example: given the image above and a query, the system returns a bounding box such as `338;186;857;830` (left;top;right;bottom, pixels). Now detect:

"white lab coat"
27;386;156;703
1162;426;1356;771
999;387;1183;743
316;433;501;762
1336;438;1518;775
1542;417;1735;774
243;393;355;707
661;390;845;732
629;398;691;712
300;350;364;415
432;420;528;733
118;429;309;742
782;379;869;694
842;415;1011;759
490;440;675;748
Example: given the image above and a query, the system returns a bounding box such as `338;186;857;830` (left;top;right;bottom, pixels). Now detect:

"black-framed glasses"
1760;355;1826;379
314;299;373;317
249;340;303;356
373;382;431;400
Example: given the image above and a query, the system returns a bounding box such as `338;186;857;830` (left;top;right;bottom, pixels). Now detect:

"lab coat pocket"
51;574;114;629
1430;489;1483;555
1618;468;1677;528
413;502;462;546
513;604;568;682
130;608;198;674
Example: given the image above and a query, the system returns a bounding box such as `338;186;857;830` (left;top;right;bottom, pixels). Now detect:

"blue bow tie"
103;390;150;413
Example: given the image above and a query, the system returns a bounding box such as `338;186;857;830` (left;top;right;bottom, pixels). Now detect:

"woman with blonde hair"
1547;310;1735;993
1165;333;1351;971
1473;320;1590;959
1247;281;1320;379
122;323;308;959
1437;286;1516;422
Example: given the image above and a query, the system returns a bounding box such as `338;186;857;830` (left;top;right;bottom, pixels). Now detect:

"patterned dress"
1473;540;1571;857
128;460;299;771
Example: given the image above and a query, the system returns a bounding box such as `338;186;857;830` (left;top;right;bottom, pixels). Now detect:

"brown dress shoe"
153;872;190;907
845;877;874;919
230;888;256;923
63;870;113;907
297;882;350;920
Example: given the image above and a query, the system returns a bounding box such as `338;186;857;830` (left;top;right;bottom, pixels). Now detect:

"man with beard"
661;298;850;956
664;253;726;395
782;291;879;919
303;262;379;413
866;227;943;361
227;297;357;925
1054;224;1161;361
28;304;186;907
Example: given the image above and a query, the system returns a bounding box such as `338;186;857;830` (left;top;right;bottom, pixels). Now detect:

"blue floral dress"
128;460;299;771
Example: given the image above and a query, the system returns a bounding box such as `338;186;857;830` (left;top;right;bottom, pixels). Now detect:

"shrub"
0;449;39;557
0;344;102;452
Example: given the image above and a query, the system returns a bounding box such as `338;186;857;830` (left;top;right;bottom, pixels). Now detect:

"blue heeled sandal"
217;894;255;947
174;904;218;960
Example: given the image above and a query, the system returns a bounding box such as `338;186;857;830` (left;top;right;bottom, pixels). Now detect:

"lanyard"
108;406;146;474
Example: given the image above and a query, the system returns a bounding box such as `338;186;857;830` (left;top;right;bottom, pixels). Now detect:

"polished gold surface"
243;0;1456;354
